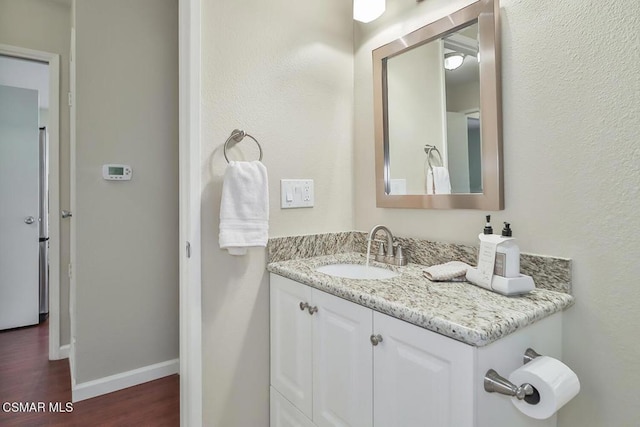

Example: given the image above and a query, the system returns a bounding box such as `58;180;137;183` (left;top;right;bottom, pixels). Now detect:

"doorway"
0;46;63;361
1;0;203;424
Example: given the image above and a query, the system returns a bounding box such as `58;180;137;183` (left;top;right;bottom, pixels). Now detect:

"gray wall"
74;0;178;383
0;0;72;346
200;0;354;424
354;0;640;425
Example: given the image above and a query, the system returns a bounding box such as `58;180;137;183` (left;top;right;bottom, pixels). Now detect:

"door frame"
2;2;206;420
178;0;202;425
0;44;62;361
66;0;203;421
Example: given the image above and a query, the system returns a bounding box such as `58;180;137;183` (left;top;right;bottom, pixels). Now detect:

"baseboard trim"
59;344;70;359
71;358;179;403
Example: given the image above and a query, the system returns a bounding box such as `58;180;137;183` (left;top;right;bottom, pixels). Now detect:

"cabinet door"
271;386;316;427
271;275;314;418
373;312;475;427
312;289;373;427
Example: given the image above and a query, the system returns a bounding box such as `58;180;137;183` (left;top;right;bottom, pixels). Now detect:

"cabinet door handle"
370;334;383;346
299;302;309;311
307;306;318;315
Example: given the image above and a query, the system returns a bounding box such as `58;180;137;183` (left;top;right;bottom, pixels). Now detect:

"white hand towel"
426;170;434;195
432;166;451;194
423;261;471;282
219;160;269;256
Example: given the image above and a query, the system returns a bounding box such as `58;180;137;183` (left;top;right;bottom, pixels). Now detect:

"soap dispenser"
467;219;535;296
483;215;493;235
494;222;520;278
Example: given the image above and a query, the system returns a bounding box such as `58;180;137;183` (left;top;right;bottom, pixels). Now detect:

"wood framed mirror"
373;0;503;209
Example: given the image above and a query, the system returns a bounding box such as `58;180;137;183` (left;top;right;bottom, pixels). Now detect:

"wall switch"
281;179;314;208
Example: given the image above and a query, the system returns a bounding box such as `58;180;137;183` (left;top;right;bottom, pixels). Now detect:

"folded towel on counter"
423;261;471;282
432;166;452;194
219;160;269;256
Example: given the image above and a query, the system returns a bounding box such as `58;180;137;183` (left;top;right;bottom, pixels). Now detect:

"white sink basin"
316;264;399;280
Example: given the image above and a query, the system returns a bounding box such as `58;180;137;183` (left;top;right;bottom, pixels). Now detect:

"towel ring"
223;129;263;163
424;145;443;171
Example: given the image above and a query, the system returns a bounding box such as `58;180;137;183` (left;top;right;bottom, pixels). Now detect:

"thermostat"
102;164;132;181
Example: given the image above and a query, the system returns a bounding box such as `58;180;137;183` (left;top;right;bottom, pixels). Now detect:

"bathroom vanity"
267;250;573;427
266;0;576;423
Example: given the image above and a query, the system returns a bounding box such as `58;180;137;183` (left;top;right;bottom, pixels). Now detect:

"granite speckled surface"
269;231;572;294
268;232;357;262
267;252;574;347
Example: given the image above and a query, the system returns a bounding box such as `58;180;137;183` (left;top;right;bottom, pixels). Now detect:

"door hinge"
186;241;191;259
68;92;73;107
68;263;73;279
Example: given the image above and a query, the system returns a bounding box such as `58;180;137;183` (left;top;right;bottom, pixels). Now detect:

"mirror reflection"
386;22;481;195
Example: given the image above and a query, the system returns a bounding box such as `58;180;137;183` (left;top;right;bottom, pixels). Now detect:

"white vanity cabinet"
372;312;474;427
311;288;373;427
270;274;313;418
270;274;476;427
270;274;372;427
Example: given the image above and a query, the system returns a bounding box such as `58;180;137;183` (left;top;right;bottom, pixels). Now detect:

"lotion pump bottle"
483;215;493;235
494;222;520;278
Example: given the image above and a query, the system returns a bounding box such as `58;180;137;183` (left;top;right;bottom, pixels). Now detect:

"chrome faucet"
367;225;408;266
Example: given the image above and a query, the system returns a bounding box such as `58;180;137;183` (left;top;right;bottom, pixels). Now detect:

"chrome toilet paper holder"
484;348;542;403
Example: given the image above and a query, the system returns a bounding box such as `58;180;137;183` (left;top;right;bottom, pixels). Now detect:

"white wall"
74;0;178;383
0;0;72;346
355;0;640;425
446;80;480;112
200;0;354;424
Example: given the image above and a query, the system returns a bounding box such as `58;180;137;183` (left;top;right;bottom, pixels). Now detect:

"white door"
270;275;314;418
312;289;373;427
373;312;475;427
445;111;471;194
0;85;40;330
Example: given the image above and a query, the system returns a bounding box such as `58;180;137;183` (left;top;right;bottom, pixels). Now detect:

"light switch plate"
281;179;314;208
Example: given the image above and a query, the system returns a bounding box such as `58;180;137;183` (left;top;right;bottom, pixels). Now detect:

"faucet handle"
375;242;386;262
394;244;403;258
393;245;408;266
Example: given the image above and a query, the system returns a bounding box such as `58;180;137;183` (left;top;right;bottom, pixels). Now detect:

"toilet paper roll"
508;356;580;420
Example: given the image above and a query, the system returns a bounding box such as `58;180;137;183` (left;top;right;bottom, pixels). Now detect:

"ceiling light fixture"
354;0;386;23
444;52;465;70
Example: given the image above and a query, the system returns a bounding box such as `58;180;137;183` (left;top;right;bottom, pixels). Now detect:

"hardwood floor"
0;321;179;426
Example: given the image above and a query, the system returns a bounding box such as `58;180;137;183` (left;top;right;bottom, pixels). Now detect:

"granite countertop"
267;252;574;347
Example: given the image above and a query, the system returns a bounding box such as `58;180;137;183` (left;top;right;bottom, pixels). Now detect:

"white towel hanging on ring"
432;166;451;194
219;160;269;255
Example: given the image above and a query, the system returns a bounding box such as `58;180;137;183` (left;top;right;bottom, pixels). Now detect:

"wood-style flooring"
0;320;179;426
